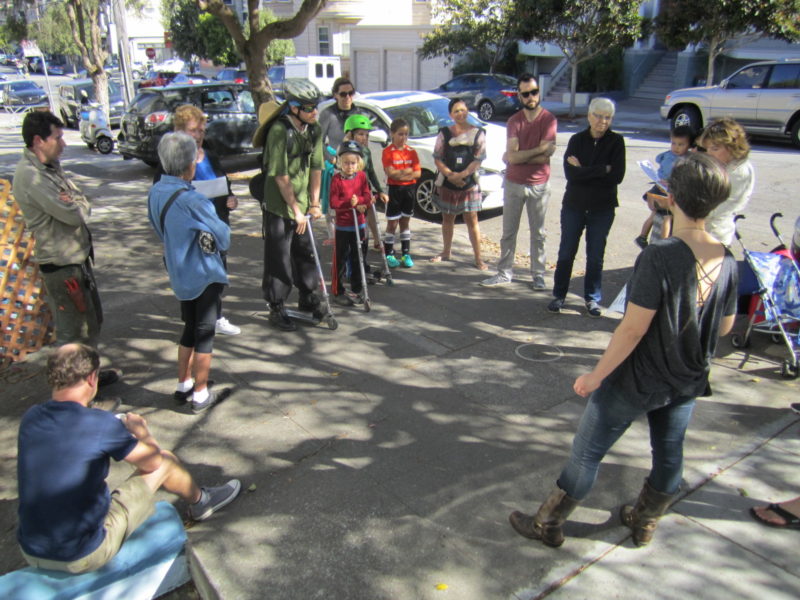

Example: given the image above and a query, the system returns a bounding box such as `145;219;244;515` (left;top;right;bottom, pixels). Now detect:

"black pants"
262;212;318;306
333;226;368;295
179;283;223;353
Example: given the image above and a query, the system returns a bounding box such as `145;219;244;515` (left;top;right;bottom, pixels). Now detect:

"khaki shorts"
21;475;156;574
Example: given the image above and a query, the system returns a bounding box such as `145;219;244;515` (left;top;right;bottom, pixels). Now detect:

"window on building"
315;63;323;78
327;64;334;78
318;27;330;56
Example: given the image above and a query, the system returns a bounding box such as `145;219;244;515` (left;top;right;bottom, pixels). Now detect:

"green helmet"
344;113;373;133
284;78;322;105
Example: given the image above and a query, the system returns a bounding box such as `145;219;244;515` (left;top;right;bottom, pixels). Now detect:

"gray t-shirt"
608;237;738;409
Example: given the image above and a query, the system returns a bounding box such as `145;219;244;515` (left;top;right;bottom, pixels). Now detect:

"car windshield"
383;98;484;138
11;81;40;91
494;74;518;87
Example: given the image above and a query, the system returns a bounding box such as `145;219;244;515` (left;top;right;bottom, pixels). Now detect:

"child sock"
400;230;411;255
384;233;395;256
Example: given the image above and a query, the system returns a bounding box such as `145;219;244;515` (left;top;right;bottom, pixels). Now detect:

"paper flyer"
192;177;228;199
637;160;668;193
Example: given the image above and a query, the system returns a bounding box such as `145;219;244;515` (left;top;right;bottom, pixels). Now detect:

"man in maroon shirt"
480;74;557;291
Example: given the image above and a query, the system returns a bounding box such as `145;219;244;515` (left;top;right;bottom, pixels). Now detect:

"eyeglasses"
591;113;612;121
338;90;356;98
299;105;318;113
518;89;540;98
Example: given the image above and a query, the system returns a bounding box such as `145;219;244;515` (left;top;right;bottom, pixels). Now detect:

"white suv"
660;59;800;148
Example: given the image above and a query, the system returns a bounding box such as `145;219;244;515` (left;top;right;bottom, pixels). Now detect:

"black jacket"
563;127;625;212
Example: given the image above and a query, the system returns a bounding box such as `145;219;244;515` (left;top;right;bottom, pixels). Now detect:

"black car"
429;73;522;121
54;79;125;128
117;83;257;166
0;80;49;110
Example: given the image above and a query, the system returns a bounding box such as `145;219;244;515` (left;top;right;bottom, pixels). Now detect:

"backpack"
249;111;320;202
439;125;484;191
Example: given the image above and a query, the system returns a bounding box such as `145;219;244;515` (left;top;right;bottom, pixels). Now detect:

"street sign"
20;40;42;58
146;47;156;59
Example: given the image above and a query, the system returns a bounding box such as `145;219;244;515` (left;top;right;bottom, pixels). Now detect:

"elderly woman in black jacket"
548;97;625;318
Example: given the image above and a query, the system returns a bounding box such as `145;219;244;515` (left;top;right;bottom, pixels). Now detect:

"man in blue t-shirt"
17;343;242;573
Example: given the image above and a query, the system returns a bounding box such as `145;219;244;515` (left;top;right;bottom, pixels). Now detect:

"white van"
283;56;342;96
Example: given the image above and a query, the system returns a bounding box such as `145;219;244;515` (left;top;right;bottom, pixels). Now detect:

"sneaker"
215;317;241;336
386;254;400;268
98;369;120;388
547;297;565;313
401;254;414;268
189;479;242;521
192;387;232;414
89;396;121;412
586;300;603;318
174;380;214;404
531;274;547;291
334;293;355;307
269;305;297;331
634;236;649;250
480;273;511;287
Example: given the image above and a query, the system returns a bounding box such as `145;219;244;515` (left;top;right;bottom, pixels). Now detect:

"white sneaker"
215;317;241;335
479;273;511;287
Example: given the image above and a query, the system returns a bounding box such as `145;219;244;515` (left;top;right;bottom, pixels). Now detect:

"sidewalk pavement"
0;109;797;600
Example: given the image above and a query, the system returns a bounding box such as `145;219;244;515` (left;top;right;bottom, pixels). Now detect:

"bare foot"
430;254;451;263
475;260;488;271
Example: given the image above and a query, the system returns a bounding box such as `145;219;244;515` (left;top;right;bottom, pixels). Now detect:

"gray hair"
158;131;197;177
588;97;615;117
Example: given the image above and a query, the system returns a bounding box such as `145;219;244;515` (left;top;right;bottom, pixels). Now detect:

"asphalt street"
0;94;798;599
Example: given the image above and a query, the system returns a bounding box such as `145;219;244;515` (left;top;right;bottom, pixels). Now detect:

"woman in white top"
696;118;755;246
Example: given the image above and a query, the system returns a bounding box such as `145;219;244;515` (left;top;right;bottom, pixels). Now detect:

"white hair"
589;97;616;117
157;132;197;177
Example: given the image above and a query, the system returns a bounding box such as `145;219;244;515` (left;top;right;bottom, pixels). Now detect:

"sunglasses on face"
298;105;318;113
338;90;356;98
518;89;540;98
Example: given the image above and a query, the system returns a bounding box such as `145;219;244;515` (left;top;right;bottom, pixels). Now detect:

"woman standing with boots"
509;153;739;548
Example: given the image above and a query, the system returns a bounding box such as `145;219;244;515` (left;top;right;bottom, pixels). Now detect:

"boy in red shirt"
329;140;373;305
381;118;421;267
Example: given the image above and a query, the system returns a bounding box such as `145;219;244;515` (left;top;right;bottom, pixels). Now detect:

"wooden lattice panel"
0;178;54;365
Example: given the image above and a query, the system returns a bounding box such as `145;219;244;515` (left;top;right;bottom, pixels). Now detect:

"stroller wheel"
731;333;750;349
781;359;799;379
770;333;784;344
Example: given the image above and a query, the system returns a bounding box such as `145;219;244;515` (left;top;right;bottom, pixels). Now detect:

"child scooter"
352;207;371;312
79;92;114;154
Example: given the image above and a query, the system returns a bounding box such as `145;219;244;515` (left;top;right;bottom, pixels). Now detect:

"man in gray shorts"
16;343;241;573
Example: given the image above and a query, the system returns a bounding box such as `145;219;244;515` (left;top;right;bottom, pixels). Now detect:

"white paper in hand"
192;176;228;199
637;160;668;193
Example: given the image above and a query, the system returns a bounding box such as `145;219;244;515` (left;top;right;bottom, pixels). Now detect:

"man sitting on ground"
16;343;241;573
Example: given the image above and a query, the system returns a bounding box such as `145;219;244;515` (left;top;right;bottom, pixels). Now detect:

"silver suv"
660;59;800;148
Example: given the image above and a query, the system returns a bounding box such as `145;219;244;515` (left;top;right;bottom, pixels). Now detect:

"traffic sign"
145;47;156;59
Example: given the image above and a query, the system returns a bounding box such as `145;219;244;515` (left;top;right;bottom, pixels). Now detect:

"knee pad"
400;230;411;242
384;233;395;245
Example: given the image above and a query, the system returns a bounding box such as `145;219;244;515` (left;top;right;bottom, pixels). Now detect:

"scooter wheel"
364;299;371;312
326;316;338;331
730;333;749;349
97;136;114;154
782;358;799;379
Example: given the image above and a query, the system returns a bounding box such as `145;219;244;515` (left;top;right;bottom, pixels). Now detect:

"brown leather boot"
620;479;675;547
509;487;580;548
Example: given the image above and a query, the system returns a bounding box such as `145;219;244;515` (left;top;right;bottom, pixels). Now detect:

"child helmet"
284;78;322;105
338;139;363;157
344;113;373;133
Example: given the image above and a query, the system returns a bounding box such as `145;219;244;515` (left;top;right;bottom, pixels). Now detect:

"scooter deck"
285;308;320;325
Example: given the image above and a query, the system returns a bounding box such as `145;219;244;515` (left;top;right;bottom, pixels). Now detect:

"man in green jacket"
13;111;120;392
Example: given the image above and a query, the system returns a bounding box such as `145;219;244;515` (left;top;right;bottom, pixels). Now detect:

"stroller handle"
733;214;746;241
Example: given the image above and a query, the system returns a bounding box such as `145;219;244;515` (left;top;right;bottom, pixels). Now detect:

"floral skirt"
435;185;482;215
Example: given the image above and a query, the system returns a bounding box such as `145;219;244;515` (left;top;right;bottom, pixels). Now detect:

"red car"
138;71;181;89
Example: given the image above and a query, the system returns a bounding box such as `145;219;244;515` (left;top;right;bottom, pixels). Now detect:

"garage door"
419;57;449;91
355;51;380;93
386;50;414;90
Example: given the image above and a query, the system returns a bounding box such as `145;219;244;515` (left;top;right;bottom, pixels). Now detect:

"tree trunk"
569;60;578;118
706;36;720;85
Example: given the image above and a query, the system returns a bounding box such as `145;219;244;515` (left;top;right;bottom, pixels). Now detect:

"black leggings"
333;226;368;295
179;283;224;353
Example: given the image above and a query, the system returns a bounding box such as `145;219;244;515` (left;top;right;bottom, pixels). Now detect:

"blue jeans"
557;381;696;501
553;205;615;303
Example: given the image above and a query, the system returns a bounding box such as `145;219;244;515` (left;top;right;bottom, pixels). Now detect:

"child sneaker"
386;255;401;268
401;254;414;268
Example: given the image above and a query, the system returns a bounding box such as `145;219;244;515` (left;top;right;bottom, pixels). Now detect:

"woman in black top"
548;97;625;317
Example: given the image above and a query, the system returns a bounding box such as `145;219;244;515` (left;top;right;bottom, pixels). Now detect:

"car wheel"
61;110;74;129
478;100;494;121
96;136;114;154
790;119;800;149
672;106;701;132
415;172;442;220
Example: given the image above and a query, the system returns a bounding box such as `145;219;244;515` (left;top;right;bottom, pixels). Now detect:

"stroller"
731;213;800;378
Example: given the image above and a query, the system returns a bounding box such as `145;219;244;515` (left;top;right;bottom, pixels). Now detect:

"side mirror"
369;129;388;147
719;78;729;89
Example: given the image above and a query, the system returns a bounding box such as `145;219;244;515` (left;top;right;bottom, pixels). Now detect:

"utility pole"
111;0;135;105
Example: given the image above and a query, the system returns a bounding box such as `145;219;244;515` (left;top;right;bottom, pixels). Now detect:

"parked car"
54;78;124;128
429;73;521;122
267;65;285;94
660;59;800;148
0;80;49;110
167;73;209;86
318;91;506;218
138;70;182;88
118;82;257;166
214;68;248;84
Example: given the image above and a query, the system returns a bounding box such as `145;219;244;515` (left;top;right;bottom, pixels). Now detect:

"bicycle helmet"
344;113;373;133
338;139;363;157
284;78;322;105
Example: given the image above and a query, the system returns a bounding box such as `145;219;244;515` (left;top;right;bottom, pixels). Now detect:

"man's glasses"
338;90;356;98
518;89;540;98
